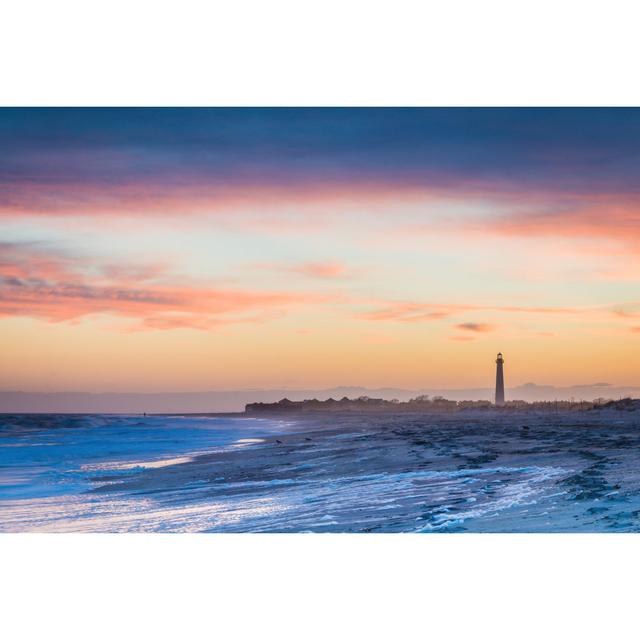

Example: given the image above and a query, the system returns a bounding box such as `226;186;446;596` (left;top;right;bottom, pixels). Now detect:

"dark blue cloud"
2;108;640;193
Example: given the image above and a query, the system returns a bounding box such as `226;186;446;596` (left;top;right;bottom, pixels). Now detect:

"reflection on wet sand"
3;410;640;532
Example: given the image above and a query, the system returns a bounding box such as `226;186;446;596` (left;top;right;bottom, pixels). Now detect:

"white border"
2;534;637;639
2;0;640;106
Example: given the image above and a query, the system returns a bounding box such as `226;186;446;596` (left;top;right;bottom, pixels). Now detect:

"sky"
2;107;640;393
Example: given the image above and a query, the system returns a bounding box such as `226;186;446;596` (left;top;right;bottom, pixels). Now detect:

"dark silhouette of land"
245;395;640;414
2;383;639;413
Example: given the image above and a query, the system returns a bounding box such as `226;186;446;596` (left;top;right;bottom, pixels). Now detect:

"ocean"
2;411;640;532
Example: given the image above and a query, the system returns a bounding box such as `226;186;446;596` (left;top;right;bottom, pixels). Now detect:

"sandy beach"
4;409;640;532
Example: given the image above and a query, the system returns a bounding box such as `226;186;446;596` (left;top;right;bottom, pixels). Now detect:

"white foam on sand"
0;492;287;533
82;455;196;471
81;438;266;472
0;464;570;533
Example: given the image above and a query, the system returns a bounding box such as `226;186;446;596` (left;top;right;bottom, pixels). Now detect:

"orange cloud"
358;303;451;323
359;301;580;323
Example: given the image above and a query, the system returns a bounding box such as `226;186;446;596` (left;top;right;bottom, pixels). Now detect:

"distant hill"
1;382;639;413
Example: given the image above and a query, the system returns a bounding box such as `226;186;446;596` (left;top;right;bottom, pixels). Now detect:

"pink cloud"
6;173;640;262
0;243;326;330
0;180;440;219
251;260;350;280
480;199;640;255
2;176;574;233
289;262;347;279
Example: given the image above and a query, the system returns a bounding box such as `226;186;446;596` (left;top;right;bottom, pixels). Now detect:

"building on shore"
495;352;505;405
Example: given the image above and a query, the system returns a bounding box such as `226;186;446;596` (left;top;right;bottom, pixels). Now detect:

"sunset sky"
2;108;640;392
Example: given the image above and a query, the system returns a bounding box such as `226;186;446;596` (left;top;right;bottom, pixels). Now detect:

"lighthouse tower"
495;352;505;406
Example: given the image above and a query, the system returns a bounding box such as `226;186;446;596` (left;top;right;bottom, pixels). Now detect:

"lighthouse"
495;352;505;405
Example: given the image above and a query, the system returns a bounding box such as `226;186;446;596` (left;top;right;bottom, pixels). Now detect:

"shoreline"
85;409;640;532
4;409;640;532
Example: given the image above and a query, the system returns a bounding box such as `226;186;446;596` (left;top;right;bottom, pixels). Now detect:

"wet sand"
75;409;640;532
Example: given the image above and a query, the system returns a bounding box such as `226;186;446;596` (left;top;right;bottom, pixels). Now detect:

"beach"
2;409;640;532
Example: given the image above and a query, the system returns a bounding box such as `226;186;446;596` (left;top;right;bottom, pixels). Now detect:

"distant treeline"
245;395;640;414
